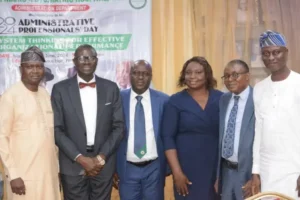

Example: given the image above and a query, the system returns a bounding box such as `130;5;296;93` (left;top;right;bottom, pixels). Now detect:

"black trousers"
60;153;116;200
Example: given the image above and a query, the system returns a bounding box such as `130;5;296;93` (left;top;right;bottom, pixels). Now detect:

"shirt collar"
231;85;250;101
77;74;96;84
130;88;150;101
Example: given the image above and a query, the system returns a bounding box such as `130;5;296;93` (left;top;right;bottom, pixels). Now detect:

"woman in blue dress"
162;56;223;200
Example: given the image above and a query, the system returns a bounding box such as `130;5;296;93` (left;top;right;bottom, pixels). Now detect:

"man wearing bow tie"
51;44;124;200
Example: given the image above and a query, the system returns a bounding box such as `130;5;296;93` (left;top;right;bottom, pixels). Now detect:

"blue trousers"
119;159;164;200
221;166;244;200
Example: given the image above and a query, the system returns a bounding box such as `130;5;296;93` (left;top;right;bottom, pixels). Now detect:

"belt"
86;145;94;153
127;159;157;167
222;158;238;170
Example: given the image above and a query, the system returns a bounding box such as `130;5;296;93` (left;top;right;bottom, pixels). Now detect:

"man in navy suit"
215;59;255;200
116;60;169;200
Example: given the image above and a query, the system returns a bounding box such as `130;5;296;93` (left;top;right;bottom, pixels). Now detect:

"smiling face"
184;61;206;90
20;62;45;87
73;47;98;81
223;63;249;95
130;61;152;94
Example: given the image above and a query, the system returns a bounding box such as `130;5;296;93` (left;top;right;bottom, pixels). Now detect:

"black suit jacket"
51;75;124;176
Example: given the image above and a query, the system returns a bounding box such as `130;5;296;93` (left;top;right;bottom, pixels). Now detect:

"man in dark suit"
215;59;255;200
116;60;168;200
51;44;124;200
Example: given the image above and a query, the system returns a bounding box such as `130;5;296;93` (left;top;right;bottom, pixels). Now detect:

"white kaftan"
253;71;300;199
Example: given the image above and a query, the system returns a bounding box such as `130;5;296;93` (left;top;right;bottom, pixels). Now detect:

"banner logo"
129;0;147;9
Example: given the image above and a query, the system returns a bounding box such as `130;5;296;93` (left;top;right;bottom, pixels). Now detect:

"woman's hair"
177;56;217;89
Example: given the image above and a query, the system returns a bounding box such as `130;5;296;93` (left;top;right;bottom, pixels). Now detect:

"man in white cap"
0;46;61;200
246;30;300;199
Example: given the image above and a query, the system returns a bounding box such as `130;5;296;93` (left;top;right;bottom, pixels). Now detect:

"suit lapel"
95;76;106;132
220;94;231;140
150;89;159;140
239;88;254;142
68;76;86;130
123;89;130;138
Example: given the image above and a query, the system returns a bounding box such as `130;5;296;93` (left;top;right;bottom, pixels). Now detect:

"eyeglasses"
131;71;152;77
221;72;248;81
75;56;97;63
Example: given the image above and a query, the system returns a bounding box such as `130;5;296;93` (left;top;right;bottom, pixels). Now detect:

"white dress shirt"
77;75;97;146
222;86;250;162
126;89;158;162
252;71;300;199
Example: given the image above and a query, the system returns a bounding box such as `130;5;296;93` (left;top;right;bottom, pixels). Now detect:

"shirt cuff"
8;167;19;180
98;152;106;161
252;164;260;174
74;154;82;161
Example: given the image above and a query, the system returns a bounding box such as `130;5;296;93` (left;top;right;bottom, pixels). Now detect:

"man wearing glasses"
116;60;169;200
215;59;255;200
51;44;124;200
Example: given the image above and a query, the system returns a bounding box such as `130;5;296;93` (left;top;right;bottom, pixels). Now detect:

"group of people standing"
0;30;299;200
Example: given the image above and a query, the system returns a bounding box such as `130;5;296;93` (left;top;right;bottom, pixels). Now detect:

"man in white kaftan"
251;30;300;199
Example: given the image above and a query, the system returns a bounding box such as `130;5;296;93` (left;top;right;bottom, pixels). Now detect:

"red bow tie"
79;82;96;89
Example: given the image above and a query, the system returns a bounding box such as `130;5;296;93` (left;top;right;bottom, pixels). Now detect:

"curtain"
151;0;300;199
152;0;300;94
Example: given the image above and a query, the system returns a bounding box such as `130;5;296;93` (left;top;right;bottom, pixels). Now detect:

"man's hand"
242;179;252;198
296;175;300;197
214;178;219;193
251;174;261;196
10;178;26;195
85;156;106;177
173;171;192;197
76;155;98;174
113;173;120;190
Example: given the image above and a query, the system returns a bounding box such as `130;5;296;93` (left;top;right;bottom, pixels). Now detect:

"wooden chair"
245;192;295;200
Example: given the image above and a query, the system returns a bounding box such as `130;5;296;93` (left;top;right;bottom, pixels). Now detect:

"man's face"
223;64;249;94
261;46;288;73
184;61;206;90
73;48;98;78
116;62;130;89
130;63;152;94
20;62;45;86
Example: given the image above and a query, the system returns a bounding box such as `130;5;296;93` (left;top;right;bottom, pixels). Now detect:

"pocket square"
105;102;111;105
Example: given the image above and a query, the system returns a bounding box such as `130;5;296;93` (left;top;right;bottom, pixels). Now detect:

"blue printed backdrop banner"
0;0;151;94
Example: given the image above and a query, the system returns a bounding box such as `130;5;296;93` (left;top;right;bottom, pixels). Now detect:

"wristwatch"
96;155;106;166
